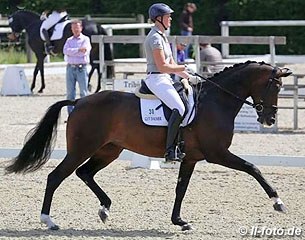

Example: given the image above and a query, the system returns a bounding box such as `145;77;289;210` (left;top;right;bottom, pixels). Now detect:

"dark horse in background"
8;10;113;93
6;61;291;231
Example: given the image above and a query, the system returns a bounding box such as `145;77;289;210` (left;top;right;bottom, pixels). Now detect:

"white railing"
220;20;305;58
91;34;286;89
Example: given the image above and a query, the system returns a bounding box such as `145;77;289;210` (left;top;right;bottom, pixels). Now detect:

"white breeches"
144;74;185;116
41;11;68;30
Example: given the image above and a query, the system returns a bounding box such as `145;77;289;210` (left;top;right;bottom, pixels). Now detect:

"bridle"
194;66;281;118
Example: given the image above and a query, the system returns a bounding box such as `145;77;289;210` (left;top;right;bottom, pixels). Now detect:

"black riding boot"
42;28;55;55
164;109;186;162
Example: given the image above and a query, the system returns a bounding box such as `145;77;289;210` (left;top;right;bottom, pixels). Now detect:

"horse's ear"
279;67;292;77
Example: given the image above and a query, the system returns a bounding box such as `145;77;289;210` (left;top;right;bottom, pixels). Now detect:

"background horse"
6;61;291;231
8;10;113;93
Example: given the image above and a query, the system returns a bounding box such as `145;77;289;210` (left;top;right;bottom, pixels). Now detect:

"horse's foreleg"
210;150;287;213
75;144;123;223
171;161;196;231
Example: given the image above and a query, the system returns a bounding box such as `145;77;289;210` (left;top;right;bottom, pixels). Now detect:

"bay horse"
8;10;113;93
6;61;292;231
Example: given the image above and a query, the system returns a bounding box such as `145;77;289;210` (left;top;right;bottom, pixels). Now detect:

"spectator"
179;2;197;58
63;20;91;115
176;43;187;64
200;43;223;74
173;43;187;81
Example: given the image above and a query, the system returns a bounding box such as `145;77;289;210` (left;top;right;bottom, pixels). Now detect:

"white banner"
113;79;142;93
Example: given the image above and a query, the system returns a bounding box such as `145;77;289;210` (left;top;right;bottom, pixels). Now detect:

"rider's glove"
188;75;202;84
184;64;196;75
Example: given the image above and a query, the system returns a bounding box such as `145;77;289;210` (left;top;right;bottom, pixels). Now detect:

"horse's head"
249;63;292;126
7;14;23;41
7;10;40;41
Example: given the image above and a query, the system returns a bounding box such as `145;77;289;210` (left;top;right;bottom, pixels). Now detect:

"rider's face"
162;14;172;28
156;14;172;30
71;22;83;37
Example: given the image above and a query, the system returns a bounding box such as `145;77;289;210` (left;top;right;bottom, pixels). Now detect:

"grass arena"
0;63;305;239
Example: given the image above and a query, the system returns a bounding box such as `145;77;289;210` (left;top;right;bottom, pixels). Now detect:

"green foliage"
1;0;305;57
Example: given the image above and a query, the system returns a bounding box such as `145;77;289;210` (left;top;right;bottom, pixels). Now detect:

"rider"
40;6;68;55
144;3;200;162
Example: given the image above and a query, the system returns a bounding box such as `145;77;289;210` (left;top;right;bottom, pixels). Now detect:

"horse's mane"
196;60;274;97
13;9;40;18
209;60;267;81
202;60;273;85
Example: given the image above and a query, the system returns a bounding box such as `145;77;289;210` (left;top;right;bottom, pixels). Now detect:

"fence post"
172;36;177;62
293;75;298;130
269;36;275;65
137;14;145;58
194;36;201;73
98;35;106;90
25;33;33;63
220;21;229;58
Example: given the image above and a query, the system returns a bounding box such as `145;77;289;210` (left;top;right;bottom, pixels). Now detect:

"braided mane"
208;60;272;81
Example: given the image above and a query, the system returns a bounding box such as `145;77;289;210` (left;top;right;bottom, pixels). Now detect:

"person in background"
179;2;197;59
173;43;187;81
63;20;91;115
200;43;223;74
176;43;187;64
144;3;201;162
40;8;68;55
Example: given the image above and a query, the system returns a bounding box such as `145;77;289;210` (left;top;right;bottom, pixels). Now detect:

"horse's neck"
199;73;252;116
19;13;39;30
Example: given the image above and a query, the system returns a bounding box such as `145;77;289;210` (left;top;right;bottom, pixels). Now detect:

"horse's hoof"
273;203;288;213
49;225;60;230
181;223;193;231
98;206;110;223
38;89;44;93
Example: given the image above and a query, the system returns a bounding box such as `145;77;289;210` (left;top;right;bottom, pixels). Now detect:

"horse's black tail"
5;99;77;174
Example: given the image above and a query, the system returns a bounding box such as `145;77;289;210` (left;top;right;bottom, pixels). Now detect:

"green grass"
0;48;28;64
0;48;64;64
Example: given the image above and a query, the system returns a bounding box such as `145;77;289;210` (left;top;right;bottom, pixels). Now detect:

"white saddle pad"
140;87;195;126
40;20;71;41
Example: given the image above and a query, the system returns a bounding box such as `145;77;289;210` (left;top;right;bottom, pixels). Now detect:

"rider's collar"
152;26;168;42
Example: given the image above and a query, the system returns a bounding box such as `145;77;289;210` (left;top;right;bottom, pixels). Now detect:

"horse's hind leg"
87;65;95;92
208;150;287;212
75;143;123;223
40;153;88;230
31;64;39;91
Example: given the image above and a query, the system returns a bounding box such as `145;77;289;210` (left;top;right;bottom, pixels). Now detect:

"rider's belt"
68;63;86;68
147;72;161;74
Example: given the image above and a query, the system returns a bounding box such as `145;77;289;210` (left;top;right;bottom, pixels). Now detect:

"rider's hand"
184;64;196;75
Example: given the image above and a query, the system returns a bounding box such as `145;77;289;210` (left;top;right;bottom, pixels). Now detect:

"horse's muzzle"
257;105;278;126
7;32;19;41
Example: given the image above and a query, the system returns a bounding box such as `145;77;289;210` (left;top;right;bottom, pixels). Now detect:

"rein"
194;67;279;113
